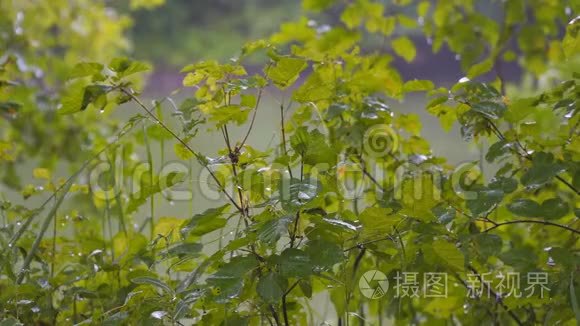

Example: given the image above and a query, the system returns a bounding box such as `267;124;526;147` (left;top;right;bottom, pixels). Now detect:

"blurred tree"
127;0;300;65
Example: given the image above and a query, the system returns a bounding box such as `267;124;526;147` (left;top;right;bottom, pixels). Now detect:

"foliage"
1;0;580;325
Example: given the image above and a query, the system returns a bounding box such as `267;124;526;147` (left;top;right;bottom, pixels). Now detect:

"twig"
280;103;293;179
483;219;579;235
289;157;304;248
239;88;263;149
238;62;272;149
343;237;392;252
121;88;244;212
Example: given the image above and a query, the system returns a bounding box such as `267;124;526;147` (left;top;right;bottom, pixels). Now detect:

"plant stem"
17;181;72;284
143;124;155;240
239;88;263;149
282;296;290;326
110;154;127;236
289;157;304;248
50;196;57;278
483;219;579;235
269;305;282;326
121;88;244;212
280;103;293;179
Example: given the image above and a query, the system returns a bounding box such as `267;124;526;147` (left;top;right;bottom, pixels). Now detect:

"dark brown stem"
282;296;290;326
343;237;392;252
269;305;282;326
483;219;579;235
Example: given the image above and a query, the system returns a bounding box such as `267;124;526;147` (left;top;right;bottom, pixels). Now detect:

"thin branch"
483;219;579;235
289;157;304;248
280;102;293;179
269;305;282;326
121;88;243;212
238;62;272;149
343;236;392;252
282;296;290;326
239;88;263;149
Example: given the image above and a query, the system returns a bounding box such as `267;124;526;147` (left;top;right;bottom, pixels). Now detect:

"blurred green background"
126;0;300;66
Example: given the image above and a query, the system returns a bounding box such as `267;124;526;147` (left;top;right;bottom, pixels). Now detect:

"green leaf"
0;318;23;326
392;36;416;62
403;79;434;92
292;71;334;102
467;58;493;78
359;207;401;237
474;234;502;259
489;177;518;194
279;248;313;278
507;199;541;217
431;205;456;224
181;204;230;237
207;255;258;302
563;19;580;59
174;142;194;160
109;57;151;78
466;188;503;216
486;140;512;163
432;239;464;271
521;152;567;188
540;197;569;220
303;0;336;11
164;242;202;258
69;62;103;79
112;232;148;264
267;57;308;89
471;101;506;119
281;180;319;211
183;71;206;86
305;239;344;269
499;247;536;269
240;94;257;108
209;105;250;127
130;0;164;10
257;273;287;303
258;215;292;244
131;277;174;295
570;272;580;325
81;84;112;111
127;171;187;213
299;279;313;298
290;127;336;166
